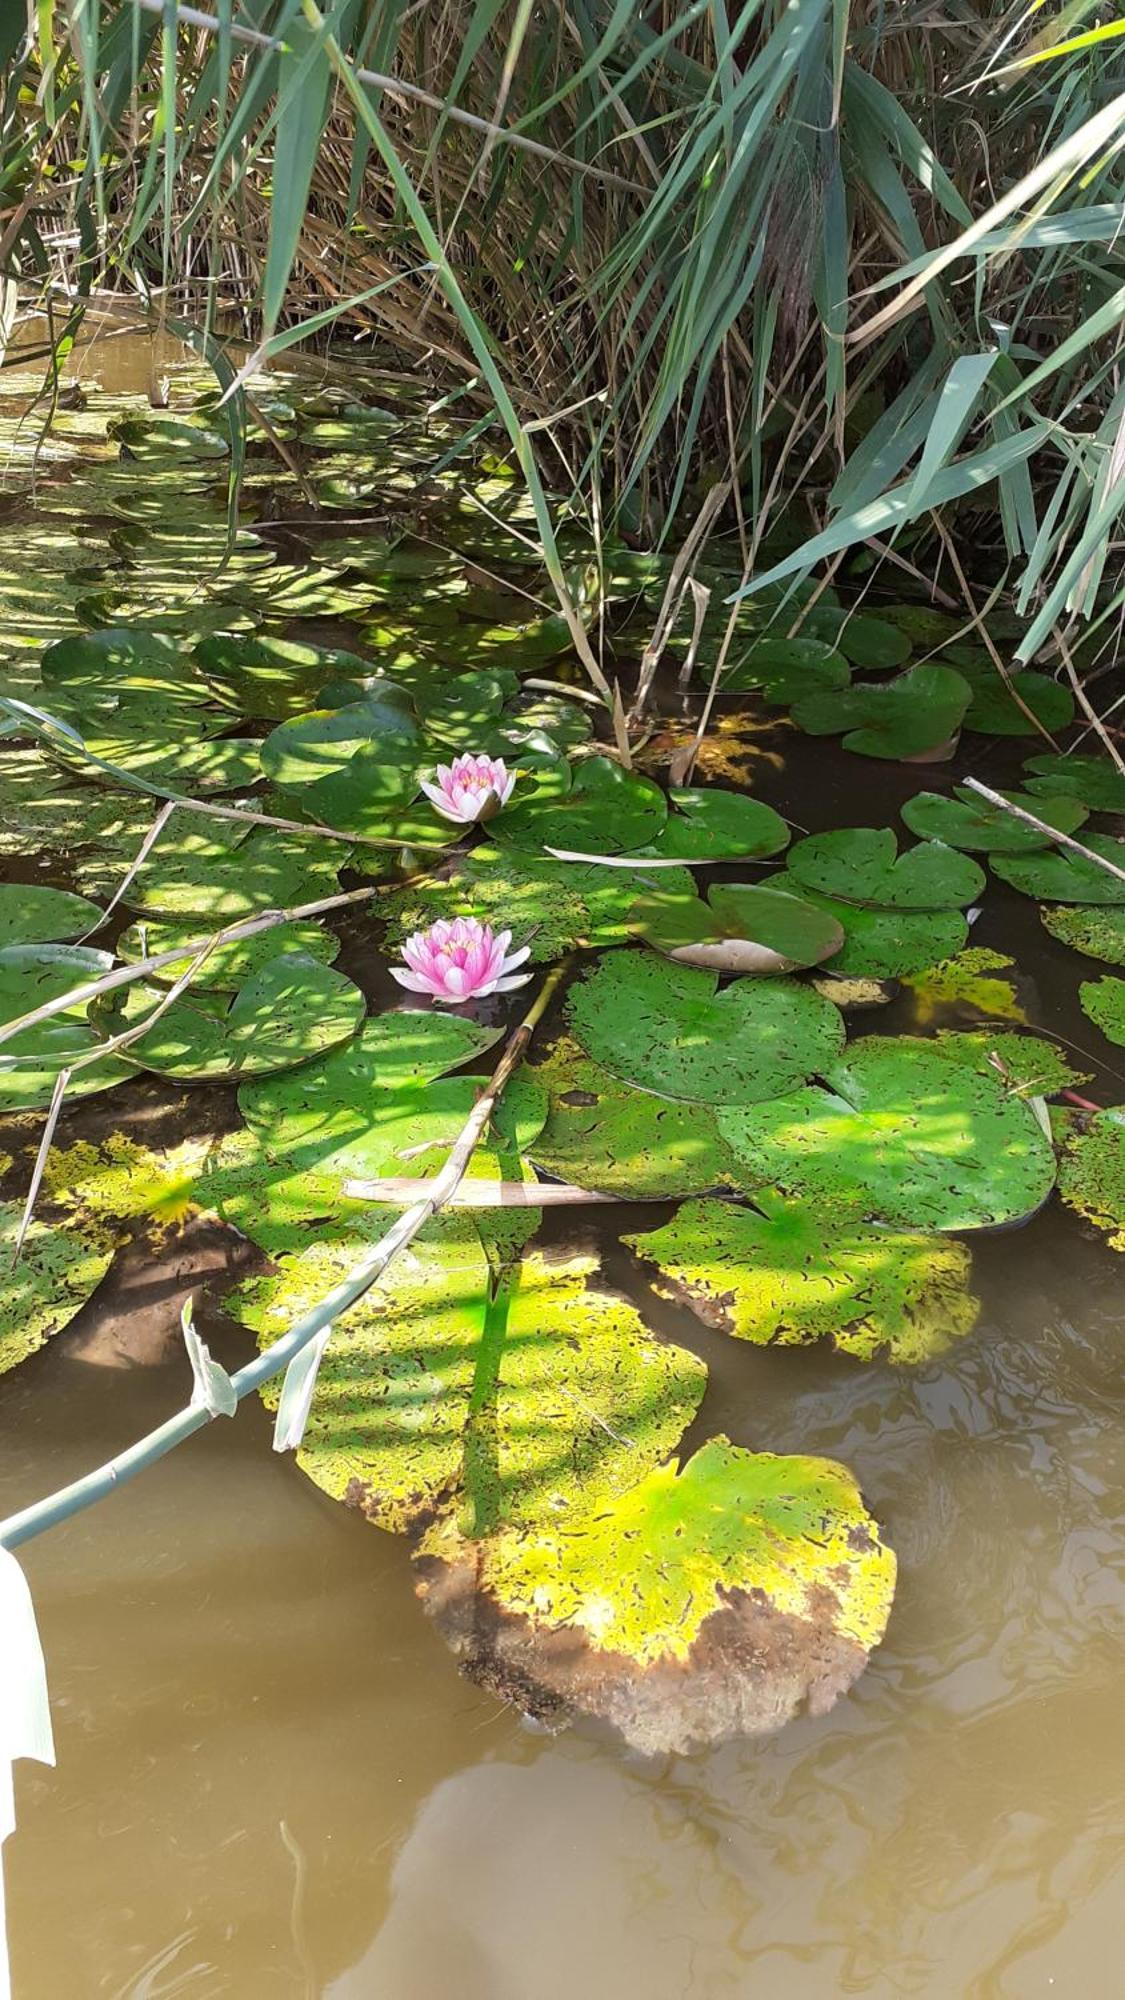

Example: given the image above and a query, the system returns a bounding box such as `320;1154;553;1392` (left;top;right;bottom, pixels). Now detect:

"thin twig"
0;883;383;1047
962;778;1125;883
1054;626;1125;778
79;799;177;938
0;959;570;1551
343;1176;620;1207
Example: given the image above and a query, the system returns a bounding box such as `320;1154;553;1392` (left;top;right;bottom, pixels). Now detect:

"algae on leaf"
627;1193;978;1363
415;1435;897;1755
1040;904;1125;966
0;1203;116;1375
1079;976;1125;1048
1058;1107;1125;1252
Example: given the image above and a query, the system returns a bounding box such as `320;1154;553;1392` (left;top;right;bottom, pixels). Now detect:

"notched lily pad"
527;1037;746;1198
990;836;1125;904
566;950;846;1104
0;943;133;1111
770;871;967;978
627;1192;979;1363
791;663;970;761
718;1035;1057;1231
787;827;984;909
901;787;1087;854
100;953;365;1083
1023;753;1125;815
637;786;789;862
491;755;667;856
415;1435;897;1755
720;634;851;702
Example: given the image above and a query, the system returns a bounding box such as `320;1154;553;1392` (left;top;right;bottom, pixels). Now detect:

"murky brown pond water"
2;336;1125;1997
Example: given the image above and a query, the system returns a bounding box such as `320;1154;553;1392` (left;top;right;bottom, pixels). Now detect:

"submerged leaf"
566;950;845;1105
900;948;1027;1025
627;1194;978;1363
416;1435;896;1755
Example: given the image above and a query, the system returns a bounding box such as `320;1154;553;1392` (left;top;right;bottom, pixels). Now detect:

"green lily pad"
0;1202;116;1376
720;635;851;701
412;667;519;746
114;917;340;992
110;413;230;460
630;880;843;973
717;1035;1057;1230
527;1037;747;1198
0;943;133;1111
626;1192;978;1363
791;663;971;760
802;608;912;671
39;627;215;715
990;835;1125;904
48;730;263;796
230;1242;705;1539
99;952;364;1083
1079;976;1125;1048
769;871;967;977
382;845;693;963
959;665;1074;737
195;634;378;719
491;755;667;856
786;827;985;909
1040;904;1125;965
124;823;348;919
415;1435;896;1755
0;885;102;946
1022;753;1125;814
239;1012;505;1141
636;786;789;862
260;693;423;827
566;950;845;1105
1058;1106;1125;1251
900;787;1088;853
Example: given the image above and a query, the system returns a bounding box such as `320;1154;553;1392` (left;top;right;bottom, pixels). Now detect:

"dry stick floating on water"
343;1176;621;1207
961;777;1125;885
0;959;571;1552
0;883;389;1048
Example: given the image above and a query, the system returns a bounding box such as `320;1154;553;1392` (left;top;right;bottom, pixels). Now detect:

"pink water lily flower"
419;752;517;824
392;918;532;1002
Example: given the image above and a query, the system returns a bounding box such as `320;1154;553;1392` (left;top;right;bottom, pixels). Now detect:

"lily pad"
239;1012;505;1141
39;627;215;714
49;730;263;796
1023;753;1125;814
382;845;693;963
231;1243;705;1540
124;824;348;919
566;951;845;1105
99;953;365;1083
802;608;912;671
195;634;378;719
636;786;789;862
717;1035;1057;1230
114;918;339;992
786;827;985;909
769;871;967;978
791;663;971;760
0;1203;116;1375
415;1435;896;1755
0;885;102;947
630;880;844;973
1058;1106;1125;1251
720;635;851;702
491;755;667;856
0;944;133;1111
260;691;423;824
900;787;1088;853
1079;976;1125;1048
959;665;1074;737
927;1028;1086;1097
1040;904;1125;965
990;835;1125;904
626;1192;978;1363
527;1037;747;1198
